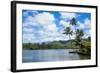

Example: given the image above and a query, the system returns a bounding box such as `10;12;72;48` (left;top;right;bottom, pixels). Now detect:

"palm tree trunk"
69;35;71;40
69;35;72;45
74;25;76;33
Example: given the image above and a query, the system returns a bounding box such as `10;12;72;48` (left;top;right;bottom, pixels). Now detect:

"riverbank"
69;50;91;56
23;48;79;50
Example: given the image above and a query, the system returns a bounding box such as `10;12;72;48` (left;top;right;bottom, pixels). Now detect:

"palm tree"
63;27;73;40
70;18;77;33
76;29;84;38
75;29;84;45
75;29;84;51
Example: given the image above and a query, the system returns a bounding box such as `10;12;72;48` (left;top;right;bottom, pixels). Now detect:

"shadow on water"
79;54;91;60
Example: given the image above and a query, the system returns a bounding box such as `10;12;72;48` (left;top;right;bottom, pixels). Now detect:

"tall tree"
63;27;73;40
76;29;84;38
70;18;77;33
75;29;84;51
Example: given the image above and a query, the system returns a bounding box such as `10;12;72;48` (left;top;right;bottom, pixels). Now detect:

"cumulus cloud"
77;21;84;29
82;30;91;38
23;10;39;17
23;27;33;33
77;18;91;30
22;11;70;43
23;34;35;43
84;18;91;29
35;12;55;25
59;20;71;28
59;12;78;21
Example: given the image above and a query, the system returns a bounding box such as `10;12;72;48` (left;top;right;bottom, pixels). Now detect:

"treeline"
23;37;90;51
23;41;67;50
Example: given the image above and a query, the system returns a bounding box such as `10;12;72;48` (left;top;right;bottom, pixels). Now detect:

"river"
22;49;90;63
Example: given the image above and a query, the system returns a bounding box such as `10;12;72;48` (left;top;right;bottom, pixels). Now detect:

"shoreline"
23;48;79;50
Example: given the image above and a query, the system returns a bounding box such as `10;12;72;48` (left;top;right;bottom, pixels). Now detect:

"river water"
22;49;90;63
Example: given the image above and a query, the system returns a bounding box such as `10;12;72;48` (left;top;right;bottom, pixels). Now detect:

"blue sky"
22;10;91;43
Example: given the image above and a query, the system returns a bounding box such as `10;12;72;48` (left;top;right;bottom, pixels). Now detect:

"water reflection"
22;49;90;63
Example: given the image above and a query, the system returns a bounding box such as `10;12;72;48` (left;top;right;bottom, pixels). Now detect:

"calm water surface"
22;49;89;63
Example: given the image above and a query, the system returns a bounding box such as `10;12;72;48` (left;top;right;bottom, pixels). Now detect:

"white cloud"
77;18;91;30
84;18;91;29
33;12;64;42
43;23;58;32
23;10;39;17
60;20;71;28
23;12;58;32
60;12;78;20
23;16;37;24
77;21;84;29
23;34;35;43
23;27;33;33
25;16;35;22
23;22;38;27
33;26;69;42
23;11;74;43
35;12;55;25
82;29;91;39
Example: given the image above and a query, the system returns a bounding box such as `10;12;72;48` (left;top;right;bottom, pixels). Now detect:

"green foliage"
63;27;73;35
70;18;77;26
23;40;81;50
63;17;91;55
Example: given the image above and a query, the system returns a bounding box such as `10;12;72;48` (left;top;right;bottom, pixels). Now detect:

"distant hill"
23;39;84;49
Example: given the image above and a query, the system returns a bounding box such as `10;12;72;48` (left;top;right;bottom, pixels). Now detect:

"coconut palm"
70;18;77;33
63;27;73;40
76;29;84;38
75;29;84;51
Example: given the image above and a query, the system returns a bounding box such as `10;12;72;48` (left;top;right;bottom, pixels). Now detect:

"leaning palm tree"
75;29;84;51
76;29;84;38
63;27;73;41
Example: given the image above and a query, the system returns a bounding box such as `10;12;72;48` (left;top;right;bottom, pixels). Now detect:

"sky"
22;10;91;43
